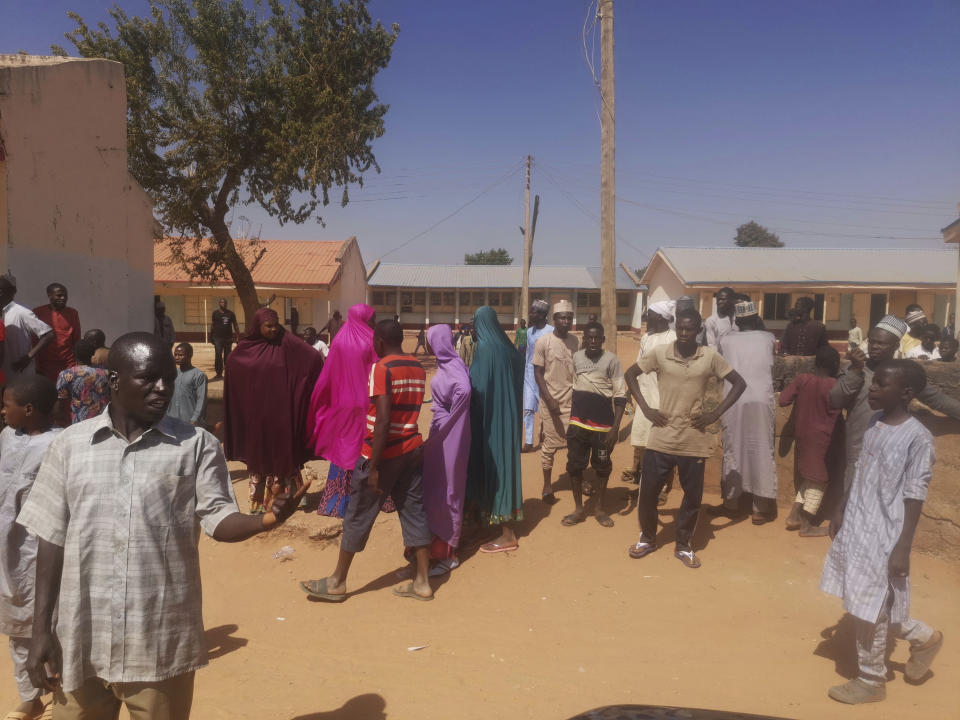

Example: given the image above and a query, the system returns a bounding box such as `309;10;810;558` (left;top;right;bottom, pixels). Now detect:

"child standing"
1;376;61;719
561;322;628;528
779;345;843;536
820;359;942;704
54;338;110;425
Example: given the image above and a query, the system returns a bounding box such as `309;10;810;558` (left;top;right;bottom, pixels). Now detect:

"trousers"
856;592;933;686
53;672;195;720
638;450;705;551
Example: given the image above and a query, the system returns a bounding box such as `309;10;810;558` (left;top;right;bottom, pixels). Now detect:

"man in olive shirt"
624;308;747;569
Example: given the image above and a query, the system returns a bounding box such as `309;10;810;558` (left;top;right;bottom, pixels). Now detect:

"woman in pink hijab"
307;304;383;517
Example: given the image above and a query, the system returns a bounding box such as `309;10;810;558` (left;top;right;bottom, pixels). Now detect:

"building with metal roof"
154;238;367;340
642;246;956;335
366;262;645;328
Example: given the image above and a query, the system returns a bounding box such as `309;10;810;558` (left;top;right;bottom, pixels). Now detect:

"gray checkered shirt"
17;408;239;692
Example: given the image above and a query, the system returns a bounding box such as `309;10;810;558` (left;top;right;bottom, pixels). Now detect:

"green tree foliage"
464;248;513;265
54;0;398;324
734;221;784;247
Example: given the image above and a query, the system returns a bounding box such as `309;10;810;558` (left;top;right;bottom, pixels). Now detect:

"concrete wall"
0;55;155;344
335;239;368;318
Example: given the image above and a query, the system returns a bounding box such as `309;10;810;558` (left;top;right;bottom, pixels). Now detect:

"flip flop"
299;578;348;602
541;491;559;505
479;541;518;553
595;513;614;528
393;582;434;602
429;557;460;577
674;549;702;569
561;512;585;526
4;712;30;720
40;703;54;720
628;541;656;559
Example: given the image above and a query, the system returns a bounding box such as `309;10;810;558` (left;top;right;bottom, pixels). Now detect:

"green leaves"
59;0;398;287
464;248;514;265
734;221;784;247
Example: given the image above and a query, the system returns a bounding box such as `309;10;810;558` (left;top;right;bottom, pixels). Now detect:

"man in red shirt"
34;283;81;381
300;318;434;602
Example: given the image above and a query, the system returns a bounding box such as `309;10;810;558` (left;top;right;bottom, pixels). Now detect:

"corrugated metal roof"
369;264;640;290
155;239;350;286
651;247;957;286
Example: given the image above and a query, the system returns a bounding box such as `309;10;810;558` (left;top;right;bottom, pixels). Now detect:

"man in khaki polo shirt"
624;308;747;568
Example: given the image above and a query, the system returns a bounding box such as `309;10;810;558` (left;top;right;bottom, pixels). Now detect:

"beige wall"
0;56;155;344
334;239;369;320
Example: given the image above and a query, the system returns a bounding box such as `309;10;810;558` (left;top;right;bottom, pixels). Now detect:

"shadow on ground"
204;623;248;661
291;693;387;719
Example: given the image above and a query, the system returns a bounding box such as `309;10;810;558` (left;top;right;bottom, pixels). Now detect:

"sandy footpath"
2;334;958;719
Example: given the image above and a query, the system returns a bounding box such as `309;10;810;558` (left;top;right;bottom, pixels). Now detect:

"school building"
642;246;957;338
365;262;646;329
154;237;367;340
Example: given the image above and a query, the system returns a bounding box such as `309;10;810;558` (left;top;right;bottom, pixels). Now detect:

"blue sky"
3;1;959;269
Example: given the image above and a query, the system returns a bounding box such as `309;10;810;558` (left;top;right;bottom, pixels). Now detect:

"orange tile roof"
154;238;354;287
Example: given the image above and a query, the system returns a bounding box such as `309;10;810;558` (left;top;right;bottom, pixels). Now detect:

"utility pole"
520;154;533;326
599;0;617;353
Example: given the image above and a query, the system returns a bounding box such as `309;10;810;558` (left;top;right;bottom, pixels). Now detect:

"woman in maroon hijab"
225;307;324;512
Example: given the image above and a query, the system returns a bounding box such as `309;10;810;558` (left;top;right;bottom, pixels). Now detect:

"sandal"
392;582;434;602
561;512;585;526
299;578;348;602
429;557;460;577
595;512;614;528
628;541;656;559
541;491;559;505
479;541;518;554
674;548;701;568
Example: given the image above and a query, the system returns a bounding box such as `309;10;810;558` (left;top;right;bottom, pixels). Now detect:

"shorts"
565;425;612;478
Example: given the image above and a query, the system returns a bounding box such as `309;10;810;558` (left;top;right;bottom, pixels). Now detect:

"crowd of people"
0;270;955;716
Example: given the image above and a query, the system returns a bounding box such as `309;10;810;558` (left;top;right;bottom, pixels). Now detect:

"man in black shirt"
210;298;239;379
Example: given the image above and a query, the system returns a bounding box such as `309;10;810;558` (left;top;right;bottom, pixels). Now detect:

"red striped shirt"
361;355;425;460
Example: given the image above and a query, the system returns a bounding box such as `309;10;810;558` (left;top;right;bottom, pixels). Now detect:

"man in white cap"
522;299;553;452
900;305;926;357
830;314;960;499
533;300;578;503
714;301;778;523
625;301;676;496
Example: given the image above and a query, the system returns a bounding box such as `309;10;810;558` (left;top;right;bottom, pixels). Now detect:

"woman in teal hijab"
467;306;525;552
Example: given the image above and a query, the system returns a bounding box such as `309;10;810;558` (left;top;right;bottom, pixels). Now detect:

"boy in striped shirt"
302;319;434;602
562;322;627;528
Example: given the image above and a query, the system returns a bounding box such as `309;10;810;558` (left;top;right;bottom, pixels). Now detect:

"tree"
54;0;398;325
734;221;784;247
464;248;513;265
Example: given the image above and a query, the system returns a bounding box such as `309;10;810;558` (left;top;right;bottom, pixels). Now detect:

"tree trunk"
209;219;261;333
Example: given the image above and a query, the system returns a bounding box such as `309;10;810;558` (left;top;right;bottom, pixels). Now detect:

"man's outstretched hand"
268;476;313;524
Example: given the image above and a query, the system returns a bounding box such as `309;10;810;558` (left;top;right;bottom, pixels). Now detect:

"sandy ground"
3;333;959;719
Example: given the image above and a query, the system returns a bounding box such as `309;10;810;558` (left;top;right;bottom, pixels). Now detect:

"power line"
616;198;940;241
377;159;525;261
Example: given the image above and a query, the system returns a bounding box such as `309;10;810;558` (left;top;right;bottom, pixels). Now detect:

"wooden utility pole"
520;154;533;325
599;0;617;353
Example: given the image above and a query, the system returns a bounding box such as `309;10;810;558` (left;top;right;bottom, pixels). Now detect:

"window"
762;293;791;320
472;291;485;306
501;292;513;308
488;291;501;307
430;291;442;306
414;291;426;307
583;293;600;308
183;296;206;325
400;291;414;313
617;293;630;309
443;291;455;307
283;297;312;325
373;291;384;306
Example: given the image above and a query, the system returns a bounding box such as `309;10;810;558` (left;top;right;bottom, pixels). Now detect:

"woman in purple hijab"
421;324;472;574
